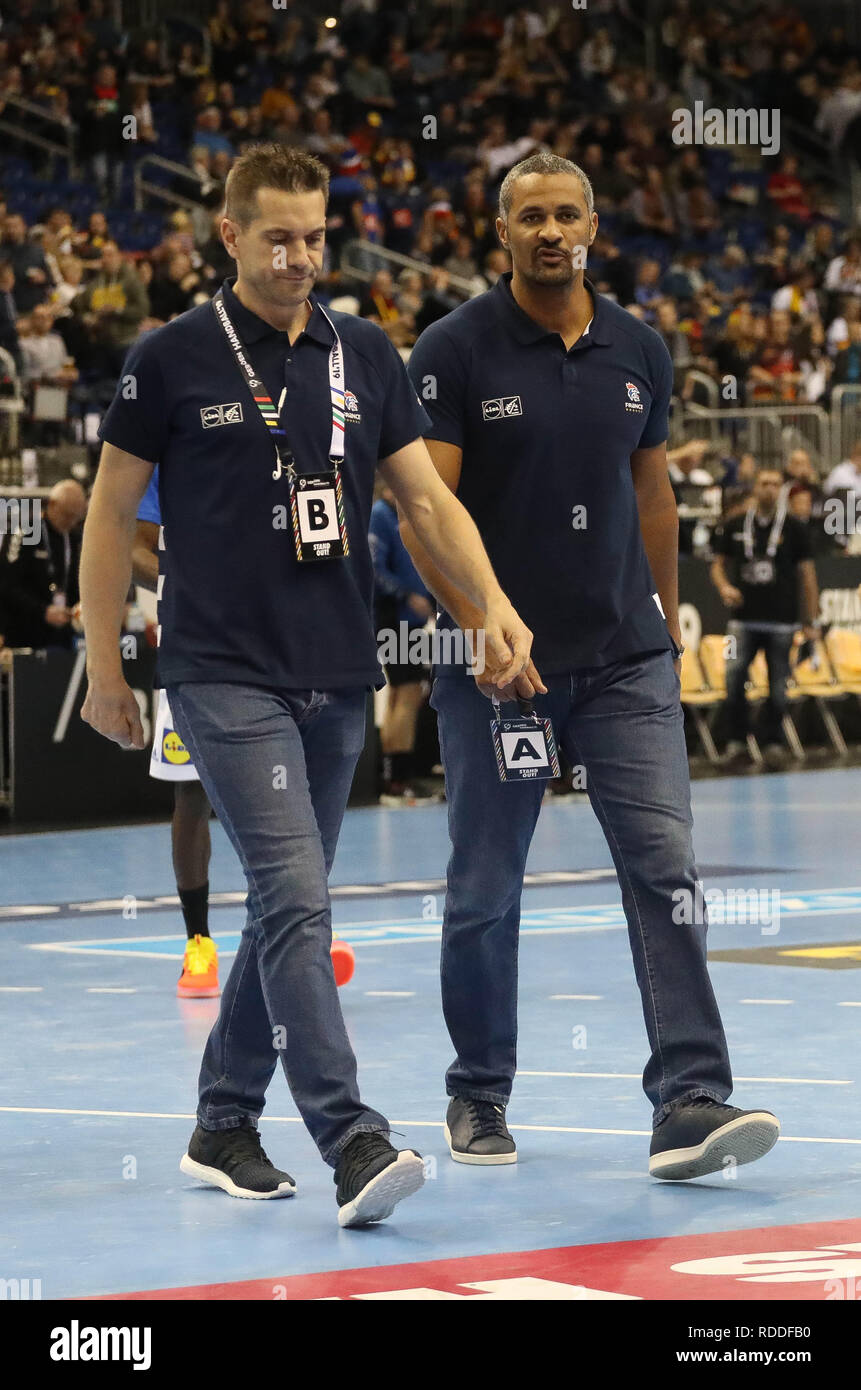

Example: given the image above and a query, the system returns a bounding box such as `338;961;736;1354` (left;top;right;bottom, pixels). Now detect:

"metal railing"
133;153;207;212
340;239;480;298
831;385;861;466
680;403;832;470
0;94;78;177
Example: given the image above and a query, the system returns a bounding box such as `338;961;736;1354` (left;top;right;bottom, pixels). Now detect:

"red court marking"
92;1217;861;1300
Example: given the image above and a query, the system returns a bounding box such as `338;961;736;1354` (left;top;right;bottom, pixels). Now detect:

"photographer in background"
711;468;820;766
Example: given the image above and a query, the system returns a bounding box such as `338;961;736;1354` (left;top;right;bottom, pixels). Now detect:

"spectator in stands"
148;253;204;322
343;52;395;113
128;37;175;92
825;437;861;497
72;242;148;376
714;302;762;387
627;166;676;238
129;82;157;146
192;107;235;159
82;62;125;202
748;310;804;403
207;0;240;83
832;318;861;386
0;261;22;371
824;235;861;299
711;467;820;765
18;303;77;387
766;153;812;224
1;214;49;314
706;245;750;309
0;479;87;650
772;261;820;319
74;211;110;272
359;268;398;327
655;297;693;375
802;221;835;279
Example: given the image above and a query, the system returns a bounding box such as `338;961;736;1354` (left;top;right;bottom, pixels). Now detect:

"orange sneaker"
178;934;220;998
331;939;355;987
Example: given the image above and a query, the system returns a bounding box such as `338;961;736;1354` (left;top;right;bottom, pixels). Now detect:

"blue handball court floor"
2;768;861;1300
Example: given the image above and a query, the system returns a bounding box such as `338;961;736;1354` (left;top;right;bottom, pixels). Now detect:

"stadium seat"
679;646;722;762
787;637;849;756
825;628;861;701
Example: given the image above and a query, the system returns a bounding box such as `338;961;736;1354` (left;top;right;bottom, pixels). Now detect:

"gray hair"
498;152;595;223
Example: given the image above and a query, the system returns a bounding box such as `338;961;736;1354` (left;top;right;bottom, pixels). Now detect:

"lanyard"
742;486;787;560
212;288;346;476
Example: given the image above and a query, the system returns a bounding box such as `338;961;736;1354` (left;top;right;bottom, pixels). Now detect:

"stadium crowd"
2;0;861;648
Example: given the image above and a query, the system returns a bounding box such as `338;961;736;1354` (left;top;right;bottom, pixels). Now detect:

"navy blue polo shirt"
407;273;675;674
100;277;431;690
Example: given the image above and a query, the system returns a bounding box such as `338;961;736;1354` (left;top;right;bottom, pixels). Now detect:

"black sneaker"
649;1100;779;1181
334;1132;425;1227
444;1096;517;1165
180;1121;296;1199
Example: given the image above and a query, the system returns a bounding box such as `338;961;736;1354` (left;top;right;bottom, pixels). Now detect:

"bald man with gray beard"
0;480;88;648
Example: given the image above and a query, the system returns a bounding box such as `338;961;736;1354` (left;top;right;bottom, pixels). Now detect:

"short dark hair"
225;144;330;228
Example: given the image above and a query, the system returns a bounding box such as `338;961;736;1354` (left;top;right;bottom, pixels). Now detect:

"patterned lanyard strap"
212;288;345;472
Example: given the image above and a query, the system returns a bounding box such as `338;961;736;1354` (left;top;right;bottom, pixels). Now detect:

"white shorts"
149;688;199;782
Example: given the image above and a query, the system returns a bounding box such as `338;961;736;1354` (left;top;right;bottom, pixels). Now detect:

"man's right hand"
44;605;72;627
720;584;744;609
81;676;146;750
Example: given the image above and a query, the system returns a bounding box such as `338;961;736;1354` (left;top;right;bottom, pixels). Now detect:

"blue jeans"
726;620;794;744
166;682;388;1166
430;650;732;1126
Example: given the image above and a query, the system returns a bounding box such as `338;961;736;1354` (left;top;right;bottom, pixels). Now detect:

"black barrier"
678;553;861;650
4;647;378;823
3;555;860;824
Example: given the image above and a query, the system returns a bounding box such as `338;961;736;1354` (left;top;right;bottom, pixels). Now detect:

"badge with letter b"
288;462;349;562
490;697;560;782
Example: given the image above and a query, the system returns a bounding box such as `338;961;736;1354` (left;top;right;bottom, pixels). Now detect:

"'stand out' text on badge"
491;710;560;782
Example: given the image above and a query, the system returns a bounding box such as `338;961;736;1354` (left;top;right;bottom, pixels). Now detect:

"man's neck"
756;505;776;523
509;270;593;349
234;274;311;342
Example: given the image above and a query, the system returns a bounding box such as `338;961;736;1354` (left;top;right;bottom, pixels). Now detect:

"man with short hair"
79;144;534;1227
711;467;820;763
403;151;779;1181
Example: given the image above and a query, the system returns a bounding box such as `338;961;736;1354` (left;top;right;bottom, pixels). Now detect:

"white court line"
518;1071;852;1085
838;1001;861;1007
1;1106;859;1145
0;986;43;992
86;987;138;994
550;994;603;1000
364;991;416;998
740;998;795;1005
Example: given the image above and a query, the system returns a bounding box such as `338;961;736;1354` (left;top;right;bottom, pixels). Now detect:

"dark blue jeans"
430;650;732;1126
726;620;794;744
166;682;388;1166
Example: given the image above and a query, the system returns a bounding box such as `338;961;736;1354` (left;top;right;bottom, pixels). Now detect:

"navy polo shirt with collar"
99;277;431;690
407;272;676;675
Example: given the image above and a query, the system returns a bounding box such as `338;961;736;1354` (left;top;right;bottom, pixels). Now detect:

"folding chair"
825;628;861;712
787;637;849;757
679;646;722;762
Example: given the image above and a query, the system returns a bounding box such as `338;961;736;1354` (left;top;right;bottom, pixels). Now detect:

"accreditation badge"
288;464;350;562
490;701;560;783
